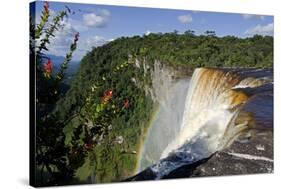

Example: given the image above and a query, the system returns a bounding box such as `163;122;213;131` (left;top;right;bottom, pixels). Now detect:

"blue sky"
33;1;274;61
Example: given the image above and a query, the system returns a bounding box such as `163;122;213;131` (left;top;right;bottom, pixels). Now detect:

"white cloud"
47;34;109;61
73;36;110;60
242;14;265;20
83;9;110;27
45;18;78;56
68;18;88;32
245;23;274;36
80;36;107;51
178;14;193;24
145;30;151;35
35;8;111;60
36;8;78;47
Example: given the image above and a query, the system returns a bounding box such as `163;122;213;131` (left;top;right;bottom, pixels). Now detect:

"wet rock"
190;130;273;177
126;157;210;181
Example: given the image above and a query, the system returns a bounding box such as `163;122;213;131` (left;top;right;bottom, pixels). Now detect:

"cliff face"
132;57;193;172
150;60;176;103
133;58;192;104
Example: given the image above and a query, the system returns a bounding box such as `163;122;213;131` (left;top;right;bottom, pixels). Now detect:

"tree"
204;30;216;37
184;30;195;36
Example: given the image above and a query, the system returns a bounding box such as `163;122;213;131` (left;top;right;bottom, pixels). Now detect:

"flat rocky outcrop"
190;130;273;177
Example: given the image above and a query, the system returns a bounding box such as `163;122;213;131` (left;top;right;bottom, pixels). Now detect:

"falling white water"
138;67;273;178
160;68;246;159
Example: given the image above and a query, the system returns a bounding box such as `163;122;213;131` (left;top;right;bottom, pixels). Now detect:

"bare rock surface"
190;130;273;177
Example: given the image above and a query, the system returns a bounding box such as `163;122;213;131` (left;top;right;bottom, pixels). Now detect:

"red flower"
105;90;113;97
43;59;53;75
123;99;130;109
101;89;113;104
43;2;49;13
84;143;93;150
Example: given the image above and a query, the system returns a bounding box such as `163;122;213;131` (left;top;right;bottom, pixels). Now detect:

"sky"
32;1;274;61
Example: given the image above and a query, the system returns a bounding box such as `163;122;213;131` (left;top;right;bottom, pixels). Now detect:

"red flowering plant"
43;1;49;13
101;89;113;104
30;2;135;185
43;59;53;78
80;60;133;146
35;2;50;39
123;99;130;109
30;1;83;185
31;1;80;103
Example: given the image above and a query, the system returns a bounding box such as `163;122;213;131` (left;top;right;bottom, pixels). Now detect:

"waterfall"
161;68;248;158
137;67;273;179
138;79;190;171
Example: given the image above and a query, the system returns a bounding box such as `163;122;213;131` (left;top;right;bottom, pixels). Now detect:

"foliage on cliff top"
116;31;273;68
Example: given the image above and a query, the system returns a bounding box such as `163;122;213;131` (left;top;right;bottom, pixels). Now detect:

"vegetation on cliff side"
54;40;154;183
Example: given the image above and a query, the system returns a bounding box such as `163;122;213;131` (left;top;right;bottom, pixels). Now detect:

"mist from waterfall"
138;79;190;171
